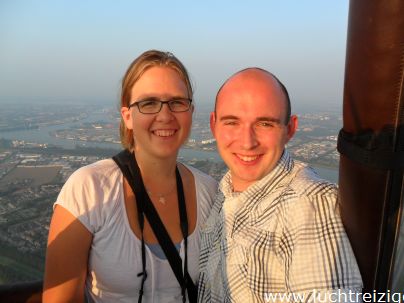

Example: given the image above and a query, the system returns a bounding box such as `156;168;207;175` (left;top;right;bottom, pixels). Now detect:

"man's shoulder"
277;161;339;226
288;161;337;199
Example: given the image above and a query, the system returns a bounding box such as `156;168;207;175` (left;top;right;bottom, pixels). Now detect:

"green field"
0;165;61;188
0;254;43;283
0;243;44;284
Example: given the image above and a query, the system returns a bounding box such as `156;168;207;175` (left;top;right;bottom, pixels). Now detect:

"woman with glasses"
43;50;217;303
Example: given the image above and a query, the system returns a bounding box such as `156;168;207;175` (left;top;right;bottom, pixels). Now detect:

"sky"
0;1;349;111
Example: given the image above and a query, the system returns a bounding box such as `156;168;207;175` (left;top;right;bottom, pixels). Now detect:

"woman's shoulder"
181;163;218;193
180;163;218;220
69;158;119;182
55;158;122;233
60;158;122;205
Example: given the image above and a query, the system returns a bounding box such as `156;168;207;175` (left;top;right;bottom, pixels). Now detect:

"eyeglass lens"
136;99;191;114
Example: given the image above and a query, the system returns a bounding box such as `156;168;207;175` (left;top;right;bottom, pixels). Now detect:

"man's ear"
210;112;216;138
286;115;298;142
121;106;133;130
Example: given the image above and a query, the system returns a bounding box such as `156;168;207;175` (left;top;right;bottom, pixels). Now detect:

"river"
0;111;338;183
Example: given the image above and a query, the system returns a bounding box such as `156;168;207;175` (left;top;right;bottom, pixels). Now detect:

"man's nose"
240;126;258;150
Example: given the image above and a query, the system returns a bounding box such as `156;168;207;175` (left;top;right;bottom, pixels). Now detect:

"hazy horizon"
1;1;349;108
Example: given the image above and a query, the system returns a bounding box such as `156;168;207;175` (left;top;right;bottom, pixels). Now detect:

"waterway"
0;111;338;183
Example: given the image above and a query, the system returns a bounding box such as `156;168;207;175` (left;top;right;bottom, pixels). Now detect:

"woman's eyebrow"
135;95;187;101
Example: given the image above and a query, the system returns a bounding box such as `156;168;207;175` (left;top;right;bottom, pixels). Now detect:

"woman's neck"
134;149;178;182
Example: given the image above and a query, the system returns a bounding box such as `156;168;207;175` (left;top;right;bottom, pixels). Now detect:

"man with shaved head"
198;68;362;302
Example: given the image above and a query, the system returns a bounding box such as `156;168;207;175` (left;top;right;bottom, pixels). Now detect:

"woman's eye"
171;100;184;106
140;101;159;108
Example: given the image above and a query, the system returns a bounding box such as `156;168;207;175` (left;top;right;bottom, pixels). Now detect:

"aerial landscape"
0;102;341;283
2;0;404;297
1;0;362;289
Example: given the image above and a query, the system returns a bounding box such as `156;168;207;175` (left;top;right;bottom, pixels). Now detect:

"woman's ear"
121;106;133;130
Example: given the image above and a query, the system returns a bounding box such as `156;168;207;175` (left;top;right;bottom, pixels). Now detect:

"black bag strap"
112;150;147;302
112;150;197;302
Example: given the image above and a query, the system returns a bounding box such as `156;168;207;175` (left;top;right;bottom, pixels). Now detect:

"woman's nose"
155;102;175;122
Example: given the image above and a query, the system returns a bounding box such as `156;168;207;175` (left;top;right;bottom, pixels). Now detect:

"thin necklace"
146;183;176;204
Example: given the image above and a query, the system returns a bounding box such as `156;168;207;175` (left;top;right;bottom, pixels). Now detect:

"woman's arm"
43;205;93;303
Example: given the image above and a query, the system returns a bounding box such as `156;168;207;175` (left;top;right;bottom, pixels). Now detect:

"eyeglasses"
128;98;192;114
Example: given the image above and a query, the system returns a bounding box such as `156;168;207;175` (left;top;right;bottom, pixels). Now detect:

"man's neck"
231;179;255;192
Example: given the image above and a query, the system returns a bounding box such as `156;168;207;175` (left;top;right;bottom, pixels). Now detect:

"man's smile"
234;153;263;163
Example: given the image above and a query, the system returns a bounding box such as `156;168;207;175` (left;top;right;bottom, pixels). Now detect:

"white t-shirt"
54;159;218;303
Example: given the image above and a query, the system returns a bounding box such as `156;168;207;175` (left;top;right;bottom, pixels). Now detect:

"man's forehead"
218;71;282;101
223;68;278;89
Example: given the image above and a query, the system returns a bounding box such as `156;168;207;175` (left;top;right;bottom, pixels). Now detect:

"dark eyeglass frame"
128;98;193;114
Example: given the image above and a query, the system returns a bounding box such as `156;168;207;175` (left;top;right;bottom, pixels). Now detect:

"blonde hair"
119;50;193;150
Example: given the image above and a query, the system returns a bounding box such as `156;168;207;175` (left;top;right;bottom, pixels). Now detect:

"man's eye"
257;121;274;128
223;121;238;126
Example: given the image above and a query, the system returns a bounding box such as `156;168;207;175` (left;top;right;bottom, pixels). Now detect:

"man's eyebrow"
256;117;282;124
219;115;239;121
219;115;282;124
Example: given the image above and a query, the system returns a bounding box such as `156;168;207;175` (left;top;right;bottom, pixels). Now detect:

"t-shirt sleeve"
192;168;218;222
54;165;107;234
